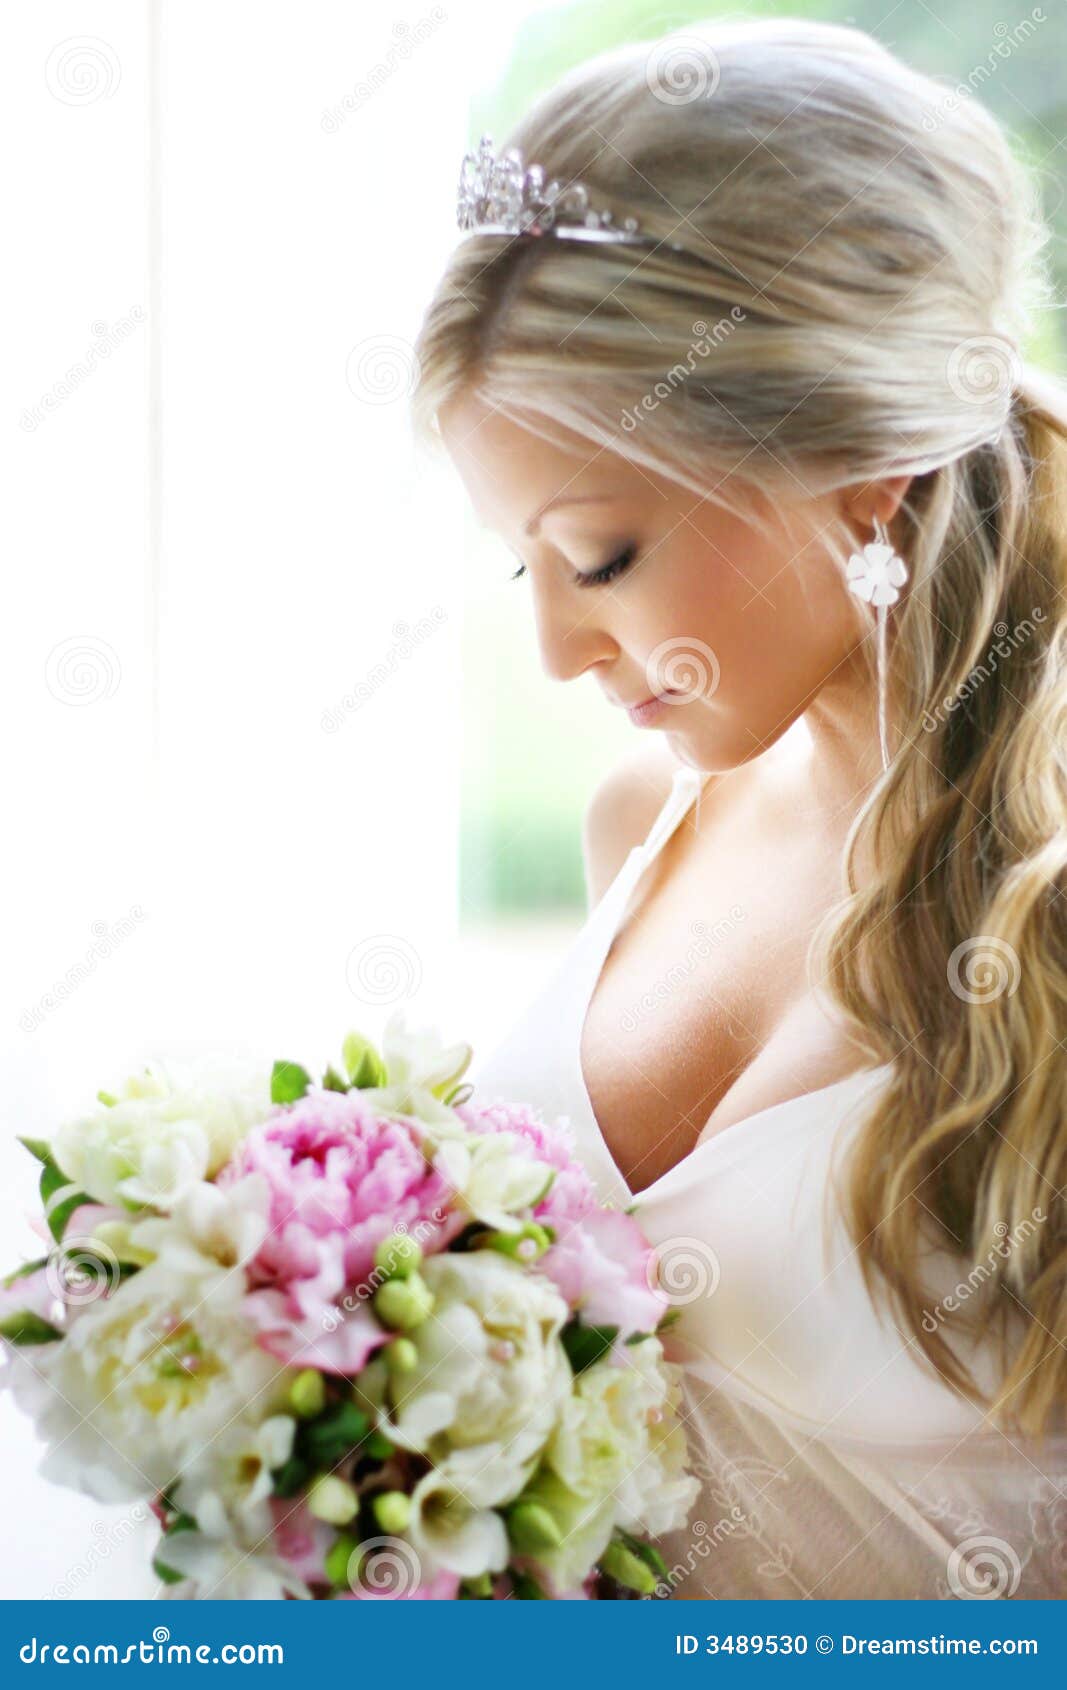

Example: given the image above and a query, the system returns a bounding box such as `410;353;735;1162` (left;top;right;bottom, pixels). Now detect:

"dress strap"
585;765;705;960
637;766;705;863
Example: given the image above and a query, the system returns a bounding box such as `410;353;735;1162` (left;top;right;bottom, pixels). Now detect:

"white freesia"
348;1011;474;1133
7;1255;292;1504
177;1413;295;1540
129;1175;270;1275
547;1336;700;1537
431;1133;554;1233
406;1448;513;1578
385;1251;571;1489
53;1057;272;1211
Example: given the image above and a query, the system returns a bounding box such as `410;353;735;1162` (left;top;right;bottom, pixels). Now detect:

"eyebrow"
523;492;624;538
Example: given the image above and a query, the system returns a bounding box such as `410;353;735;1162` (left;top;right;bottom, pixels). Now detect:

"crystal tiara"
456;132;683;249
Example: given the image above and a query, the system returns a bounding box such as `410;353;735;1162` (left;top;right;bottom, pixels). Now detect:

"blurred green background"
458;0;1067;921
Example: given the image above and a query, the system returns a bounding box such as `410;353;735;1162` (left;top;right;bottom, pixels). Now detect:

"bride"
411;19;1067;1597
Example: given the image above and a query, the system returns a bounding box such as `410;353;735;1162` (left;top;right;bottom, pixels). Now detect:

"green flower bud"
342;1033;387;1090
374;1272;434;1332
383;1337;418;1373
600;1540;658;1595
323;1534;359;1587
91;1220;156;1268
373;1232;422;1279
461;1573;493;1598
505;1501;564;1554
372;1490;412;1534
307;1474;359;1526
288;1368;326;1419
486;1222;553;1263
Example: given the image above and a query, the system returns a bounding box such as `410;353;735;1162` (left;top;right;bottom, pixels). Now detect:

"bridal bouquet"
0;1018;698;1599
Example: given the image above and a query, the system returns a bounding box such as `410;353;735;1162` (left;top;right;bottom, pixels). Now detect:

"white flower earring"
846;516;909;772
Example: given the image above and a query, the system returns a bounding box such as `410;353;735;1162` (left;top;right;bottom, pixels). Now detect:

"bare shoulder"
581;741;717;908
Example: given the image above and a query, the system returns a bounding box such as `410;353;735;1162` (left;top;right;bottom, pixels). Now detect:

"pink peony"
538;1208;667;1338
220;1089;463;1373
457;1099;665;1337
456;1099;598;1231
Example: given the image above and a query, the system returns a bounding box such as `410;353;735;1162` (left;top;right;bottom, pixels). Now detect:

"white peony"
546;1335;699;1537
8;1253;292;1505
52;1057;273;1212
385;1251;571;1489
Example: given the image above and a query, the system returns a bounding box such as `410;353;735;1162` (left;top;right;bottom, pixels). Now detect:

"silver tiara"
456;132;681;248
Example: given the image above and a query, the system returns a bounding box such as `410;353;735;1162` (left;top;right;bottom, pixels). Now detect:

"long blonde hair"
410;17;1067;1435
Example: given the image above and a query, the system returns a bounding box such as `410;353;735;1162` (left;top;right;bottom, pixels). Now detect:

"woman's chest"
578;811;849;1192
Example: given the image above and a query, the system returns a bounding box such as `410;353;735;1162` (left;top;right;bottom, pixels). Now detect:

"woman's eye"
508;542;639;587
573;542;638;588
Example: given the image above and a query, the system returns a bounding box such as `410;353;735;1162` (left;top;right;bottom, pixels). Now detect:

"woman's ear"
838;474;913;533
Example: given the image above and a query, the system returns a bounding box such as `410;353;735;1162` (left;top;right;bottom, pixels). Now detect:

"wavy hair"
410;17;1067;1434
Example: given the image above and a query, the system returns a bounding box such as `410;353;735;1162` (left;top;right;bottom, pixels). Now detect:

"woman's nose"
529;579;615;684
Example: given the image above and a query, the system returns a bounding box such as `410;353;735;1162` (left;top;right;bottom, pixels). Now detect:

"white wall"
1;0;499;1597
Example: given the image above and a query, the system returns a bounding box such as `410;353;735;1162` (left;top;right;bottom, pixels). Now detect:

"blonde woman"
411;18;1067;1597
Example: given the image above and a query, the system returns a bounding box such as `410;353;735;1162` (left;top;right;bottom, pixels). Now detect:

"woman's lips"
627;692;680;727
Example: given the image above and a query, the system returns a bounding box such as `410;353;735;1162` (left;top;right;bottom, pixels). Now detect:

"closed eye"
509;542;639;588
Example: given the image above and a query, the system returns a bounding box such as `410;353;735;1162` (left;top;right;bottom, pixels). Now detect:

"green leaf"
17;1136;53;1166
560;1319;619;1375
655;1308;682;1334
271;1060;311;1105
151;1513;197;1585
624;1329;655;1345
321;1065;348;1094
510;1569;547;1599
617;1528;667;1579
39;1162;88;1244
0;1310;62;1345
299;1402;370;1468
269;1456;309;1499
2;1257;49;1289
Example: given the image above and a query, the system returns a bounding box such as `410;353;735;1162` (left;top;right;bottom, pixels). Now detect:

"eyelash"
509;542;639;589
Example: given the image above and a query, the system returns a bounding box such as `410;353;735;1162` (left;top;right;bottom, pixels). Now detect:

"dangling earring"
846;515;909;772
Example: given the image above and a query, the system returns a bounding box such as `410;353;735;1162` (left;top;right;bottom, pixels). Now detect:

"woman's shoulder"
581;741;721;907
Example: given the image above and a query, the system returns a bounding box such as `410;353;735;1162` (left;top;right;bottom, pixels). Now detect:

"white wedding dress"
469;766;1067;1599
